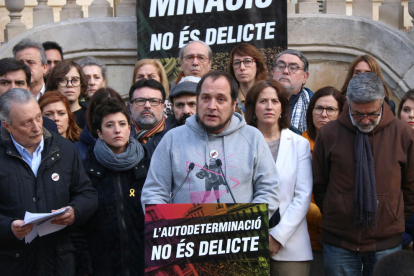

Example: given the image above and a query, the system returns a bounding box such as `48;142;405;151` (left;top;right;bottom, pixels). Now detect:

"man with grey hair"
13;38;48;100
313;72;414;275
173;40;212;86
0;88;98;275
272;49;313;133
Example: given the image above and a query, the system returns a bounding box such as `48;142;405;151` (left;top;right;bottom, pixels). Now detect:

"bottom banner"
144;203;269;275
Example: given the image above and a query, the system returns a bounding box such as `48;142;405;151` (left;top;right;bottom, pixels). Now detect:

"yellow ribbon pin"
130;189;135;197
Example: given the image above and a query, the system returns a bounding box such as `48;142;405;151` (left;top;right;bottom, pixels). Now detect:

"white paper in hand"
23;208;69;244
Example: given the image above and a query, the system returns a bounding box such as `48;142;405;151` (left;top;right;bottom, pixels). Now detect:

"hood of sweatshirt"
338;100;395;134
185;112;247;138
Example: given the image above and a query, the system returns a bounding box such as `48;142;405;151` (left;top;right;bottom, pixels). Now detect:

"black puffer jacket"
0;127;98;276
82;147;150;276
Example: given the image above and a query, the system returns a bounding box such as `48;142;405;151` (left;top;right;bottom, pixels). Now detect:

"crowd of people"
0;37;413;276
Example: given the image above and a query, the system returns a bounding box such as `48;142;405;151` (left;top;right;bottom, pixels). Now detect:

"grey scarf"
354;131;377;228
94;137;144;171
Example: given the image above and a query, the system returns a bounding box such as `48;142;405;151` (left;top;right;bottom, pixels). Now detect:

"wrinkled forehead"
183;42;209;56
133;87;163;99
276;53;304;67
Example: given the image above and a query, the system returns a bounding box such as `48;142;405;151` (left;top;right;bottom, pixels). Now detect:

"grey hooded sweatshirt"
141;112;280;217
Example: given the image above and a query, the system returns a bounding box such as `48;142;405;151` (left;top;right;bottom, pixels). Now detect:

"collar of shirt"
10;134;44;176
35;83;46;101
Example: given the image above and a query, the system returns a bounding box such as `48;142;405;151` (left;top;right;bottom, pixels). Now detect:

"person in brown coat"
313;72;414;276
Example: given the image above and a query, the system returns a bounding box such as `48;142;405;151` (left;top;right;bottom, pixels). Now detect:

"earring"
253;115;256;120
279;114;282;119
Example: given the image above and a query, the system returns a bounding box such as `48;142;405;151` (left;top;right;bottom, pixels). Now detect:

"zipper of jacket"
114;173;131;276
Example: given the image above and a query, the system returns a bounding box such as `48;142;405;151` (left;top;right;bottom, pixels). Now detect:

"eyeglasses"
274;63;303;74
58;77;81;87
349;107;382;120
313;106;338;116
232;58;257;69
184;55;208;63
131;98;163;106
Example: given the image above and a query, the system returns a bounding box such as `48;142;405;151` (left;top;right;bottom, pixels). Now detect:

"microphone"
168;162;195;203
216;159;237;203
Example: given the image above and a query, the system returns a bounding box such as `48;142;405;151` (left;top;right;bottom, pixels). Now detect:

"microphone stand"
168;163;195;203
216;159;237;203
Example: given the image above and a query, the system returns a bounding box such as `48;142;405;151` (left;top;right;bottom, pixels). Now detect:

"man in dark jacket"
313;73;414;275
0;88;98;276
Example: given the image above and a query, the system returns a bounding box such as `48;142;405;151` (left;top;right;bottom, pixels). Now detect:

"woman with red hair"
39;91;81;142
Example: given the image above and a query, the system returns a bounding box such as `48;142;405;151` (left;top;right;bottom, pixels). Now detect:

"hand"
51;206;75;225
12;220;33;239
269;235;282;257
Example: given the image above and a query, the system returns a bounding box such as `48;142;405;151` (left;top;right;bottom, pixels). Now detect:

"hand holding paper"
51;206;75;225
22;207;71;244
12;220;33;239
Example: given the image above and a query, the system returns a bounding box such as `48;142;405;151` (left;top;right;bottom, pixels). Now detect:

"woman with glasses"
340;54;395;114
38;91;81;142
245;79;313;276
228;43;268;113
82;98;148;275
46;60;88;128
302;86;344;276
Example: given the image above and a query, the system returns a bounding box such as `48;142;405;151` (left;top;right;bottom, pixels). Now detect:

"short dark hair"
129;78;166;102
245;79;290;130
196;71;238;103
306;86;345;141
45;60;88;98
274;49;309;72
93;98;131;132
87;87;124;137
398;89;414;119
0;58;31;86
42;41;64;60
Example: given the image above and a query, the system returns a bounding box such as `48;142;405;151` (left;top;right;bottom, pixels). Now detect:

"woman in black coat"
82;98;148;276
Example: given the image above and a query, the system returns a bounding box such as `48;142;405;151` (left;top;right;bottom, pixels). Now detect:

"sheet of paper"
23;208;69;244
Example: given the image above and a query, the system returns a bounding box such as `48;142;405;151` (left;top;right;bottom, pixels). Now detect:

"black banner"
137;0;287;81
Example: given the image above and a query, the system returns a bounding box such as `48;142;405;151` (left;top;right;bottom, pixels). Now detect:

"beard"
132;109;159;130
196;112;233;134
349;112;382;133
176;113;191;126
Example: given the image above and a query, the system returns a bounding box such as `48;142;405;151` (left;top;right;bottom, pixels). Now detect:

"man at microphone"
141;71;279;217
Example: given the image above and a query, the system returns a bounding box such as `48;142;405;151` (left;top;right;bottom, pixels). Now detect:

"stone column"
408;0;414;40
60;0;84;20
4;0;26;42
33;0;54;27
352;0;373;19
378;0;404;29
296;0;320;13
89;0;113;17
324;0;346;14
117;0;136;17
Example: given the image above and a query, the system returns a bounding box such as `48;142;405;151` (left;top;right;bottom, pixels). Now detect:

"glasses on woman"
313;106;338;116
58;77;81;87
232;58;257;69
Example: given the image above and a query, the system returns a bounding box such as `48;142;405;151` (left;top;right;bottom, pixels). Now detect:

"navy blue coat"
0;127;98;276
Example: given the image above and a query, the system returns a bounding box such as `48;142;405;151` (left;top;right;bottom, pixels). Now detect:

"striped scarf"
291;88;310;133
133;116;165;144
